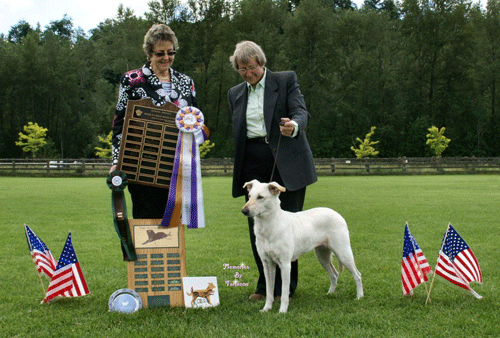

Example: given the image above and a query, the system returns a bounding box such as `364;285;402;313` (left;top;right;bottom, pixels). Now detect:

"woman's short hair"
143;24;178;58
229;41;267;70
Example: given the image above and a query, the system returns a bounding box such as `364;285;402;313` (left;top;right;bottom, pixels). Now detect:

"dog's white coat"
242;180;363;313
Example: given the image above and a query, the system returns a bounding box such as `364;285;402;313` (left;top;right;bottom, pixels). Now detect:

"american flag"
402;223;432;295
434;224;483;299
25;224;56;280
43;232;90;303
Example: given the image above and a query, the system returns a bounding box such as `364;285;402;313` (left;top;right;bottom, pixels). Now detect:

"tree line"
1;0;500;159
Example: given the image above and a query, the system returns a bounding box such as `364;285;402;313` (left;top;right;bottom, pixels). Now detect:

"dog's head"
241;180;286;218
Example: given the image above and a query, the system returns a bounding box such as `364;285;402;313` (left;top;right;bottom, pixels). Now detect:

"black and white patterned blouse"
111;62;198;164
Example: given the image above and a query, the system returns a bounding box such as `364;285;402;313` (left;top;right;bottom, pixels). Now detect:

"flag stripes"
434;224;482;299
43;263;89;303
435;254;470;290
25;224;57;280
416;250;432;277
454;249;482;283
31;250;56;278
402;223;432;295
42;232;90;303
402;253;423;294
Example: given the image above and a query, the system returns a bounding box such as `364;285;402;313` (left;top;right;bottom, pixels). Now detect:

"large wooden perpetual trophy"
117;98;179;188
117;98;186;308
126;219;186;308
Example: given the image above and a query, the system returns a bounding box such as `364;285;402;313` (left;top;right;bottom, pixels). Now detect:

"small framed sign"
182;277;220;309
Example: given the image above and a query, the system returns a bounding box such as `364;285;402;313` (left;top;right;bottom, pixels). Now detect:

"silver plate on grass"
108;289;142;313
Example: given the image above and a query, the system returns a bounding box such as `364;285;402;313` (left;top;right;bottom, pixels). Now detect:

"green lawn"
0;175;498;337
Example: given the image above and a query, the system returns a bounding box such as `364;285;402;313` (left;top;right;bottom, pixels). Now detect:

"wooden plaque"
117;98;180;188
127;219;186;308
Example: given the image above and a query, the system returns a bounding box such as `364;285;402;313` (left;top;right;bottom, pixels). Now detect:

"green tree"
351;126;380;158
91;5;150;84
15;122;48;157
146;0;183;23
475;0;500;155
95;131;113;158
46;15;74;39
399;0;477;155
284;0;337;156
7;20;33;43
426;126;450;157
199;139;215;158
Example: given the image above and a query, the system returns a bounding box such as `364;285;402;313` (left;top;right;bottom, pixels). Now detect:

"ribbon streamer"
107;171;137;261
161;107;208;228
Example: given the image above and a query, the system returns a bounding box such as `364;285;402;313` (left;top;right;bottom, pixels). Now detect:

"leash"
269;121;285;183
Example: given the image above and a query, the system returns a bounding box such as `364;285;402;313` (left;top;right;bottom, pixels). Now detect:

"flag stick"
37;274;46;295
426;223;451;305
408;226;430;298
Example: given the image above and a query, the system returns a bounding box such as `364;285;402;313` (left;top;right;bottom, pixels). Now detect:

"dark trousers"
118;184;169;259
243;138;306;297
128;183;169;219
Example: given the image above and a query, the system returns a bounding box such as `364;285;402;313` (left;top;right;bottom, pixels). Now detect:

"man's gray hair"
229;41;267;70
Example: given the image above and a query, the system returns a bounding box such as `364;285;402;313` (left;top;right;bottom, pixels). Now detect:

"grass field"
0;175;498;337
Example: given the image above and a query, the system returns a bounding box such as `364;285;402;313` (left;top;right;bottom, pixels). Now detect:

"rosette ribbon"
107;171;136;261
161;107;208;229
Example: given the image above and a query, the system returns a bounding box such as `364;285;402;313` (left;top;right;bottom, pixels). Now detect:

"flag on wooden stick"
402;223;432;295
43;232;89;303
25;224;57;280
432;224;483;299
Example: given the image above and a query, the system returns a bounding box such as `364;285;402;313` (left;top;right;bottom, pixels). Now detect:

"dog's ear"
243;180;254;191
243;179;260;191
268;182;286;196
243;181;253;191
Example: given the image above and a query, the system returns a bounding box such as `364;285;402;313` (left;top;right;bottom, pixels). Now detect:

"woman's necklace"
156;71;170;82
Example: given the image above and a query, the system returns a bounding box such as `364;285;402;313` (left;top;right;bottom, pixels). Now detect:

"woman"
110;24;198;219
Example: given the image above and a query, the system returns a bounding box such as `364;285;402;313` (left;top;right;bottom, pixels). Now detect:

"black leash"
269;121;285;183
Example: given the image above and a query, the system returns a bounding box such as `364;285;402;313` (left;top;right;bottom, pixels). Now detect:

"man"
228;41;317;300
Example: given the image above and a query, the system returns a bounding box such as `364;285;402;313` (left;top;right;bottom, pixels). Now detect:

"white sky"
0;0;368;38
0;0;151;36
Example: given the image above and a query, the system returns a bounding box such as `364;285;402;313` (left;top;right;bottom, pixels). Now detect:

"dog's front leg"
261;259;276;312
279;262;291;313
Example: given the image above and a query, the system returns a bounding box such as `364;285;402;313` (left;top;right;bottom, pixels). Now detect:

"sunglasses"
152;50;177;57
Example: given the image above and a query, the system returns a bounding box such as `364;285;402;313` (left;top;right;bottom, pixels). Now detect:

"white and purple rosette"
176;106;204;133
162;107;206;229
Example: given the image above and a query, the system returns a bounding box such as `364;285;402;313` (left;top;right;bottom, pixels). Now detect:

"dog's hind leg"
314;246;339;294
335;249;364;300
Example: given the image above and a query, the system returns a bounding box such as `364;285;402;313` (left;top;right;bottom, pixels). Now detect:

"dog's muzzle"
241;207;250;216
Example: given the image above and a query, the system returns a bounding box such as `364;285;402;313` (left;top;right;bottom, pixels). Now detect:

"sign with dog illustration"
134;226;179;249
127;219;186;308
182;277;220;309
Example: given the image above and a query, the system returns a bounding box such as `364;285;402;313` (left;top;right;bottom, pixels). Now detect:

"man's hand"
280;118;295;137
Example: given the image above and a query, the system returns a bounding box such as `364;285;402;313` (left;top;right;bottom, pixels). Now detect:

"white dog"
242;180;363;313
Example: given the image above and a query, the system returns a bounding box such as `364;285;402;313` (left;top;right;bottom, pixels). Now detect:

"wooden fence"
1;157;500;177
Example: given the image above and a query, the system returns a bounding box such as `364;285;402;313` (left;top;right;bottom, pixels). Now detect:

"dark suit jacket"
228;70;317;198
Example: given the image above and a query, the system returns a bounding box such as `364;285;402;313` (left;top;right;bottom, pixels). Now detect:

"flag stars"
55;233;79;269
442;227;470;261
